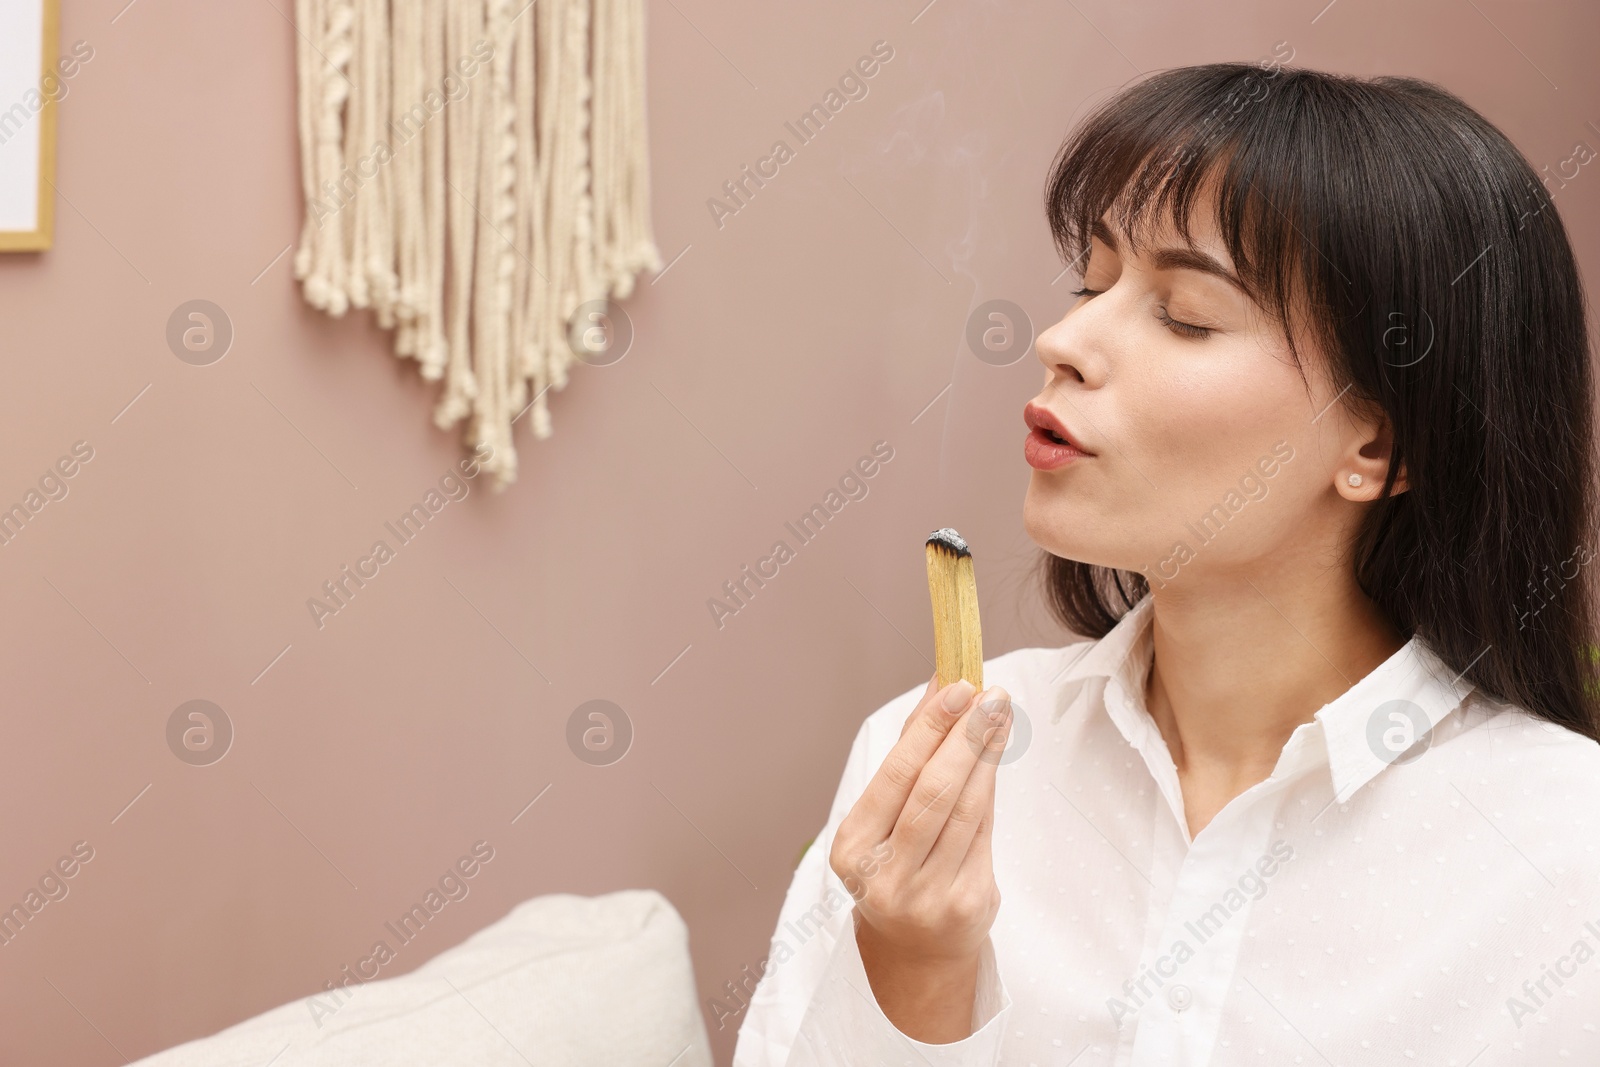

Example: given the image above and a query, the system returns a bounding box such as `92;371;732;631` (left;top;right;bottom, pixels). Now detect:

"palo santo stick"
925;527;983;692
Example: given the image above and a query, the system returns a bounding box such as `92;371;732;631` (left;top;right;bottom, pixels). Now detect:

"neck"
1143;571;1405;817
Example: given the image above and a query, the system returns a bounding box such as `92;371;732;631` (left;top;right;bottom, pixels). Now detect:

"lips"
1022;401;1094;472
1023;402;1095;456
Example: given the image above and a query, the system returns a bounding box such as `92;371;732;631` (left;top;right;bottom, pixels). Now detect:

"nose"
1035;304;1101;387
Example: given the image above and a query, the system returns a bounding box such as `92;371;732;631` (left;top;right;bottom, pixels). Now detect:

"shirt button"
1167;983;1193;1012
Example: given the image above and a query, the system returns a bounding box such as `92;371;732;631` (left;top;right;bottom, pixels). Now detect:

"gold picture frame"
0;0;59;252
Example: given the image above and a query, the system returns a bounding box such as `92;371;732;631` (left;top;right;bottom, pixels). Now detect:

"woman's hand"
828;674;1013;1043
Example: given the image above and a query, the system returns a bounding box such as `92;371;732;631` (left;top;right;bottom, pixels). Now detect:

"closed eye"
1070;286;1214;340
1154;306;1212;339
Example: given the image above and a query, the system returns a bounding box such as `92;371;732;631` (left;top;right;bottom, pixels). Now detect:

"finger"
899;672;939;739
849;677;979;841
886;686;1007;870
956;802;997;892
928;688;1011;882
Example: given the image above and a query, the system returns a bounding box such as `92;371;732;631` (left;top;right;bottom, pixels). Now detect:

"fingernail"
984;689;1010;721
942;679;976;713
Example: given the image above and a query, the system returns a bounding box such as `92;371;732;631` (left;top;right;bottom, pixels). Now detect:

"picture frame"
0;0;59;252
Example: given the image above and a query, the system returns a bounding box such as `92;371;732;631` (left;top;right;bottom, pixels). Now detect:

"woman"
732;61;1600;1065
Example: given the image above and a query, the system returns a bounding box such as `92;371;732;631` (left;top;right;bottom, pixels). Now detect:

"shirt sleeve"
731;692;1014;1067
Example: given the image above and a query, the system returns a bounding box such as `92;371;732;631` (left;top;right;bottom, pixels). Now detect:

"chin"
1023;480;1148;573
1022;480;1089;560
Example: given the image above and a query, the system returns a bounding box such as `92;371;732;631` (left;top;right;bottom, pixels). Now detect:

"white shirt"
732;592;1600;1065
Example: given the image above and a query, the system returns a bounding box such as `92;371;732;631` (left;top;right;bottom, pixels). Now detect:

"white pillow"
132;889;713;1066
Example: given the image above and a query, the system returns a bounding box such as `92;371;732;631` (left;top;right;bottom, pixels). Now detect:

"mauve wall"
2;1;1596;1063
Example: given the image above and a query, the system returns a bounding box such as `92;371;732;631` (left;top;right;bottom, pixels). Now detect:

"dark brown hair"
1037;61;1600;742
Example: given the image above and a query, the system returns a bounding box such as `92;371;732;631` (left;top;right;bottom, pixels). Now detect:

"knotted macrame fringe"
293;0;662;489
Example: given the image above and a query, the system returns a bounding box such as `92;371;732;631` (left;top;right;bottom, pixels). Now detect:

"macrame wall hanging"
292;0;661;488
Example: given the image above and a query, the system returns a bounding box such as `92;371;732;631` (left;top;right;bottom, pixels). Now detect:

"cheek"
1136;368;1318;549
1025;343;1315;570
1133;344;1307;478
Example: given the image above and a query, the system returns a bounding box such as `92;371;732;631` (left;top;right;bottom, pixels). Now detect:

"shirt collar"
1048;593;1156;730
1048;592;1478;803
1314;633;1477;802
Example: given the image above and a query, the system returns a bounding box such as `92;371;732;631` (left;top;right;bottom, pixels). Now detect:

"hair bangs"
1044;64;1332;378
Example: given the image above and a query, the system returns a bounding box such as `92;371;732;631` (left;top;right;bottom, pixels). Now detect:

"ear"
1338;403;1406;500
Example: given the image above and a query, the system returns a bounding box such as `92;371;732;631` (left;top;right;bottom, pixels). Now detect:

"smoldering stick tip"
926;527;970;557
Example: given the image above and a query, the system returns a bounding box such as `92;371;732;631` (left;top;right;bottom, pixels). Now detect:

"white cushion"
132;889;713;1066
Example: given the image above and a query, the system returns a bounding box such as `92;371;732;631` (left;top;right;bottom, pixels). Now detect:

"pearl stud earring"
1347;473;1363;487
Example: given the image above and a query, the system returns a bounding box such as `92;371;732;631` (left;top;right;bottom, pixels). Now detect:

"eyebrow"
1090;217;1247;294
